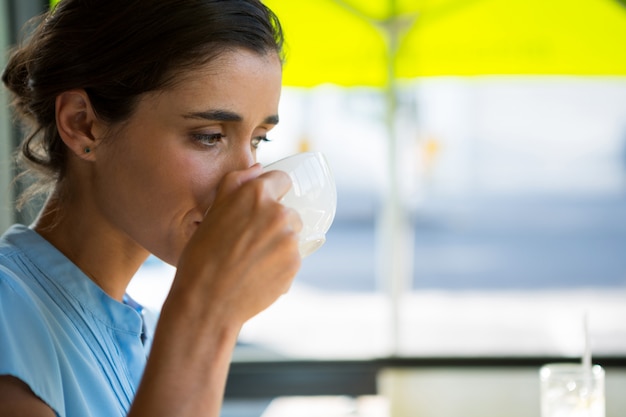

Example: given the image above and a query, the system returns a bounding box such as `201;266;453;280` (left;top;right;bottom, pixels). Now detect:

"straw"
582;311;591;371
582;311;592;396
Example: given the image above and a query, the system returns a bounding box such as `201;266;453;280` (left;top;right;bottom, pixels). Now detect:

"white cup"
264;152;337;257
540;363;605;417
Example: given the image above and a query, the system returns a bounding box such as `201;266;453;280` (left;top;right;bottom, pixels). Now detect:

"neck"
34;190;150;301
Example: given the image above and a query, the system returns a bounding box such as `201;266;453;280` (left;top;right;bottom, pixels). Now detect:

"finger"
258;169;293;201
285;206;303;234
216;163;263;198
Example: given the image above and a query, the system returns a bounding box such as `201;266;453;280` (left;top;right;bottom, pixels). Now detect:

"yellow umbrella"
45;0;626;81
266;0;626;88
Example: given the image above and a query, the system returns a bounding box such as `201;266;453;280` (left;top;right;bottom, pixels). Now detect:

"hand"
169;163;302;327
132;165;302;417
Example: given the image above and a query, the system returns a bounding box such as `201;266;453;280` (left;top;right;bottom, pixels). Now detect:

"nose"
230;142;256;171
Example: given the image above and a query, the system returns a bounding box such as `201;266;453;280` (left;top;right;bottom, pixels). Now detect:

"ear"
55;89;104;161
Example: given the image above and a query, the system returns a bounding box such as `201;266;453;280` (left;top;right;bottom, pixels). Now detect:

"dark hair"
2;0;284;204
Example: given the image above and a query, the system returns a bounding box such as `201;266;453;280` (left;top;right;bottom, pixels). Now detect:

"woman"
0;0;302;416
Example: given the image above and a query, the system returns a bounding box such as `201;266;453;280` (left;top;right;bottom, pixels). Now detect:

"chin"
148;239;184;268
146;249;178;268
149;222;199;267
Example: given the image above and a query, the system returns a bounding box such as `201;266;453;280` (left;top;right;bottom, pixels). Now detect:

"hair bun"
2;45;34;118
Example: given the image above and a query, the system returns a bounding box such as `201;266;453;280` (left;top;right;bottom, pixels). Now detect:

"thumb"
215;163;263;198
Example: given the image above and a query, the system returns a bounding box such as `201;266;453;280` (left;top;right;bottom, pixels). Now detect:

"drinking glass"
264;152;337;257
540;363;605;417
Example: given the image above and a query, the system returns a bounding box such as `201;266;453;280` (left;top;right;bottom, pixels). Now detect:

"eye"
192;132;225;146
251;136;271;149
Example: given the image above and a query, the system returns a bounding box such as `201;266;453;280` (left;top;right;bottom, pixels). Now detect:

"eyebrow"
183;110;279;125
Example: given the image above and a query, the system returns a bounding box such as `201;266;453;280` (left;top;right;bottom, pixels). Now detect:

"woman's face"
91;49;283;265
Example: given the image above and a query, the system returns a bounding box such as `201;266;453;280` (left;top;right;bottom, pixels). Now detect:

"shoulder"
0;259;65;416
0;261;36;301
0;225;64;340
0;225;35;281
0;257;50;326
0;226;58;334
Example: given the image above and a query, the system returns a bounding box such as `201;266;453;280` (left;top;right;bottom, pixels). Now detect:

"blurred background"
3;0;626;415
251;0;626;360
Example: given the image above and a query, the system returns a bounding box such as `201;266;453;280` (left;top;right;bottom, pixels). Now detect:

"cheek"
174;153;225;206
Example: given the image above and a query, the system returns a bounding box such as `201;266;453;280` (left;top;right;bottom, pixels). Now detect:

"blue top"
0;224;148;417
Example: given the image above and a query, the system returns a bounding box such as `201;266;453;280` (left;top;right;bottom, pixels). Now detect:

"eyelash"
192;133;224;146
192;133;271;149
251;136;271;149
